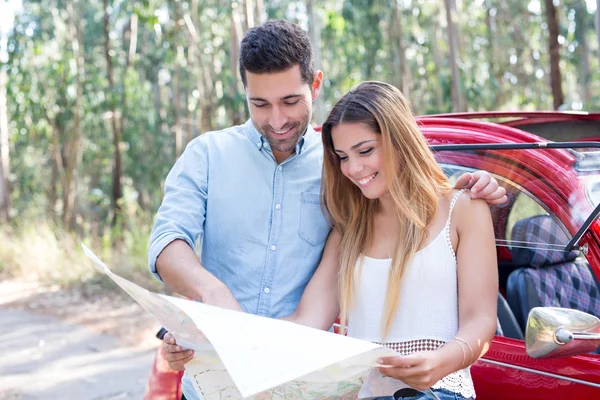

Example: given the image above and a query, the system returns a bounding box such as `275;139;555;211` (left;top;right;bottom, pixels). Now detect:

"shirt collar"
243;119;311;156
243;119;264;150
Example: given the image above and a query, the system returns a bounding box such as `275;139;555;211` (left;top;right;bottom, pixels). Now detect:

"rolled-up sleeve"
148;138;209;281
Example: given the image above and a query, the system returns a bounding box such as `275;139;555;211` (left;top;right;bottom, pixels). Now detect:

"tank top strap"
444;188;468;230
441;189;468;259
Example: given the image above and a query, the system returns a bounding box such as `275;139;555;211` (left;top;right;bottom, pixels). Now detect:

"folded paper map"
82;244;403;399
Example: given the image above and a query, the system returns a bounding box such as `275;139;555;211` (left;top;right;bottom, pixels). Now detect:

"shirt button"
275;204;281;210
263;287;270;294
278;166;283;171
270;245;277;251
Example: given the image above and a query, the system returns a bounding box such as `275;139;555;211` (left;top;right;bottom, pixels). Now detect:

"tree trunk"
390;5;402;92
158;75;169;137
186;0;205;133
244;0;255;31
173;50;183;158
576;1;591;106
49;116;64;218
119;12;137;141
103;0;123;224
183;13;195;143
449;0;463;56
183;77;191;146
127;13;138;66
186;0;213;132
307;0;325;124
485;0;500;107
49;151;58;216
63;0;84;230
203;46;217;130
229;2;243;125
153;81;165;139
390;2;410;100
173;4;183;159
486;0;496;71
255;0;265;25
443;0;466;112
544;0;564;109
0;69;10;222
596;1;600;69
579;38;591;107
430;22;445;111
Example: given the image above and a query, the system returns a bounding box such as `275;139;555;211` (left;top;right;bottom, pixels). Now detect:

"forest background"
1;0;600;290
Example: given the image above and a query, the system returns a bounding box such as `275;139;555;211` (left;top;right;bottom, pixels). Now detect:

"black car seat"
506;215;600;332
496;292;524;340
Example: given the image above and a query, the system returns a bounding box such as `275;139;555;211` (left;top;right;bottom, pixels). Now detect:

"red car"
145;112;600;399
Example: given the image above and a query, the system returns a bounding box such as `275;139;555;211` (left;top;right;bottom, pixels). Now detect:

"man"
149;20;506;400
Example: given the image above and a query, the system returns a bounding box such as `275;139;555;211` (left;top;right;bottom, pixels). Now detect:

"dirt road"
0;279;162;400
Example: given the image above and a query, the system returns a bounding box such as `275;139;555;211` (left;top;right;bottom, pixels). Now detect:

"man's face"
245;65;322;160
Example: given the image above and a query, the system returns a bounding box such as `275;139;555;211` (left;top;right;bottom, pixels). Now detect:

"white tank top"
347;189;476;398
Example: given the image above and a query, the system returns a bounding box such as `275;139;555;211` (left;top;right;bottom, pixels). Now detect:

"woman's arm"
423;195;498;378
281;229;342;330
377;194;498;390
453;195;498;360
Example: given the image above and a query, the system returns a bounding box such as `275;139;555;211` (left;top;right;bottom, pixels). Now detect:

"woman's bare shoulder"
451;189;492;228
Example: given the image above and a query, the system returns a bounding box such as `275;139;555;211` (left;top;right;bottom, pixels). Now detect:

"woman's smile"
356;172;378;187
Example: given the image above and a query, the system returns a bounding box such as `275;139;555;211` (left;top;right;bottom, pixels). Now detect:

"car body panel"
471;338;600;399
420;112;600;143
422;111;600;123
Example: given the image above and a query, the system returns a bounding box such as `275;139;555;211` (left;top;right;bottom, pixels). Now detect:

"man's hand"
162;286;242;371
455;171;507;205
163;332;194;371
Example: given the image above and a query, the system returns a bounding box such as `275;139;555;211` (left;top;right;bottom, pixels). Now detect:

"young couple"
151;20;500;400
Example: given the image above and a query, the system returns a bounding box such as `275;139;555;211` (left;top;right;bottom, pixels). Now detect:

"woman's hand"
376;351;449;392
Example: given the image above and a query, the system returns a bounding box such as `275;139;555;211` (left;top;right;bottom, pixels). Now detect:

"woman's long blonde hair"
321;81;452;340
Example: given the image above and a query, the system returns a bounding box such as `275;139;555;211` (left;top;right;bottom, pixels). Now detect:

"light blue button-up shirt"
148;119;332;400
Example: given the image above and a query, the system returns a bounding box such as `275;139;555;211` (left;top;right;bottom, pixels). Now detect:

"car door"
437;149;600;399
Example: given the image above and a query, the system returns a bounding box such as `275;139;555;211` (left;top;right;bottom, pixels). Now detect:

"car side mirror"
525;307;600;359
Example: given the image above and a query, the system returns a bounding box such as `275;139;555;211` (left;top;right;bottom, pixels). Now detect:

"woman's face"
331;122;388;199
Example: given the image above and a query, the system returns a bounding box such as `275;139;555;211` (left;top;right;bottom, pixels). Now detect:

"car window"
505;193;548;247
441;164;565;251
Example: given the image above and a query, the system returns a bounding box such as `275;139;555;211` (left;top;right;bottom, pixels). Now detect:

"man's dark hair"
239;20;315;87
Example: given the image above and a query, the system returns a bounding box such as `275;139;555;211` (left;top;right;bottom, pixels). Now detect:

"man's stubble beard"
260;110;312;153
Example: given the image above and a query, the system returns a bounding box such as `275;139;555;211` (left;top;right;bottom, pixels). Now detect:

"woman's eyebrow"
334;140;376;153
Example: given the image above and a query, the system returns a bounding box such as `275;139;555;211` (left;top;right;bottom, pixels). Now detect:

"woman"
293;81;497;399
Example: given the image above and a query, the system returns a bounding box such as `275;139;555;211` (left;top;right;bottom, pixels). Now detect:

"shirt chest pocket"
298;192;331;246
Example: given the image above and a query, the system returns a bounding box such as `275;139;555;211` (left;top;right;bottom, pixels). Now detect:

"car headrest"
511;215;579;267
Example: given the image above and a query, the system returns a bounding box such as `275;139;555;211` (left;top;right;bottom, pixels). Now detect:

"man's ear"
311;70;323;101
